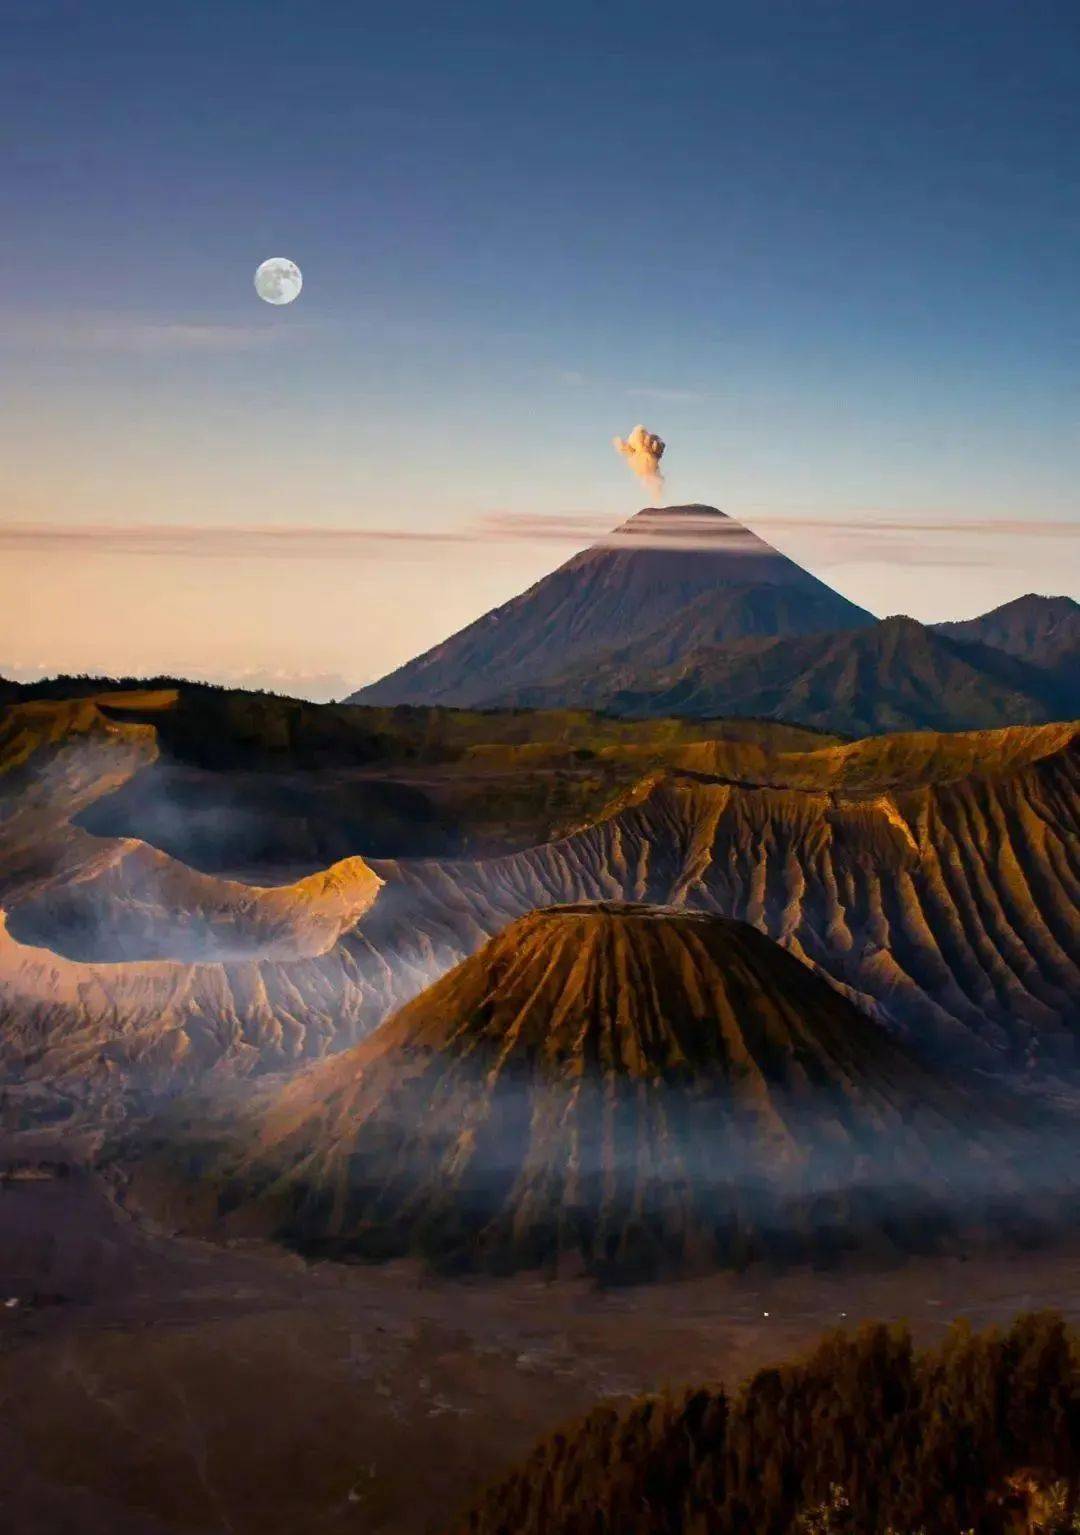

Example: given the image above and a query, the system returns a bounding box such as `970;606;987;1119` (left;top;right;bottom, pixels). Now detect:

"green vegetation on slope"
495;615;1080;734
52;685;840;862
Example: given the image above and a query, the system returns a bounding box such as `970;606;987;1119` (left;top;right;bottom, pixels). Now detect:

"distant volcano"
349;508;1078;731
132;903;1044;1278
350;505;874;708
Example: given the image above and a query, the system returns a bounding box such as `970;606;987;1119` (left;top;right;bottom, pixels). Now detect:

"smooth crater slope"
126;904;1055;1280
352;505;874;709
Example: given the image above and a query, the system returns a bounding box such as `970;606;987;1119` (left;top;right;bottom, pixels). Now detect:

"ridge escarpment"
0;693;1077;1134
368;725;1080;1070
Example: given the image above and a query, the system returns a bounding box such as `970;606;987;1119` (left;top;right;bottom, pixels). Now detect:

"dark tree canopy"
453;1312;1080;1535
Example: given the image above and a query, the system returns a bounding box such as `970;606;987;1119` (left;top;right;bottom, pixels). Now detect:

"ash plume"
612;424;666;500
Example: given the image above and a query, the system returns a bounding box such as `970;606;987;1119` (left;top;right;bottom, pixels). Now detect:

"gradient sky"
2;0;1078;698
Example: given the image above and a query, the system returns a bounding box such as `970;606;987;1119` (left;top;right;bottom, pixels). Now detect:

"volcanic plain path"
3;1173;1080;1535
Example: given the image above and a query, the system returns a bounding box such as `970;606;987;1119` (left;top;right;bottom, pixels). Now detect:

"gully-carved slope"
129;905;1034;1277
368;720;1080;1071
1;693;1077;1135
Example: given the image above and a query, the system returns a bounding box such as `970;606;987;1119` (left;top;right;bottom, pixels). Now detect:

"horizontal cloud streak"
0;513;1076;566
0;523;464;558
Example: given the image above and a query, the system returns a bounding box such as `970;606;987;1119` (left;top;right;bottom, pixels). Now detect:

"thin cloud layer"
0;523;464;559
0;514;1076;565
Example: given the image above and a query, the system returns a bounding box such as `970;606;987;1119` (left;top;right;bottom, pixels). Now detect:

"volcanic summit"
351;506;874;708
132;902;1037;1277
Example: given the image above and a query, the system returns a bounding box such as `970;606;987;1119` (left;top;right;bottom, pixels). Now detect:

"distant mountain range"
501;612;1077;736
934;590;1080;669
350;506;1079;734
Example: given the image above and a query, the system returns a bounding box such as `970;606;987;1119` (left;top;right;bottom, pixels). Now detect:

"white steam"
612;424;666;501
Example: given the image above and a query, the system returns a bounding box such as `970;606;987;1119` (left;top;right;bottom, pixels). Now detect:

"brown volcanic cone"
135;904;1039;1277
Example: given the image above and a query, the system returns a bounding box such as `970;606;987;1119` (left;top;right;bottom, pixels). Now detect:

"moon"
254;257;302;306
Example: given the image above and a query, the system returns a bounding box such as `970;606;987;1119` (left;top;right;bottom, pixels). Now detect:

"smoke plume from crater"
613;424;666;500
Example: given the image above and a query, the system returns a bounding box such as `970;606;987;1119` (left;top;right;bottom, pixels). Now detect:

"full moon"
254;257;302;305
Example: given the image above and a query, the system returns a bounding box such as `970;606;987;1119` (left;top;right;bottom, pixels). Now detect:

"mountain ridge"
935;592;1080;673
490;612;1079;733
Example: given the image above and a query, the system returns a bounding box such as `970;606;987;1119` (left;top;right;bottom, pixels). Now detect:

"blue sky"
2;0;1078;693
